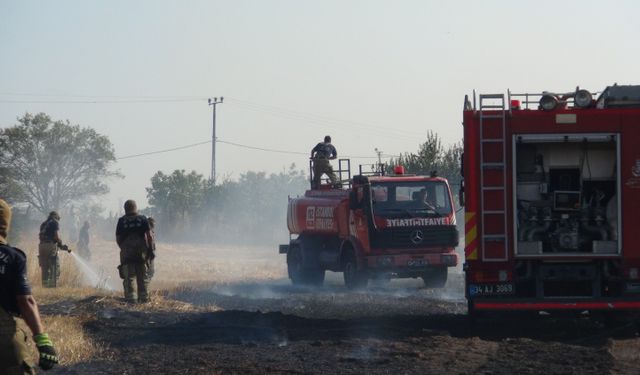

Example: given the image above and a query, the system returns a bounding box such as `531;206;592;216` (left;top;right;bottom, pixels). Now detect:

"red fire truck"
463;85;640;316
279;163;459;288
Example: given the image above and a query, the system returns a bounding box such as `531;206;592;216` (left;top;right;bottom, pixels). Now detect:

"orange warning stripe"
465;212;478;260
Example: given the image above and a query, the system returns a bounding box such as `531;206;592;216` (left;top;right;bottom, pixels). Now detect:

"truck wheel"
422;266;448;288
287;246;304;285
343;251;368;289
304;268;325;287
467;299;481;327
287;246;325;287
370;274;391;287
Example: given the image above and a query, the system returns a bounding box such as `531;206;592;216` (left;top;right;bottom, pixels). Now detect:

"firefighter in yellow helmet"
116;200;154;303
0;199;59;374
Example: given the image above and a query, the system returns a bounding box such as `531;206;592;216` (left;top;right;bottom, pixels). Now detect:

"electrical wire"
0;92;427;140
116;138;399;160
217;139;397;159
224;96;425;140
0;92;205;100
116;140;211;160
0;98;203;104
216;140;307;156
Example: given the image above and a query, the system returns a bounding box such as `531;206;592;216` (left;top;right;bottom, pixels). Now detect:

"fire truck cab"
463;85;640;316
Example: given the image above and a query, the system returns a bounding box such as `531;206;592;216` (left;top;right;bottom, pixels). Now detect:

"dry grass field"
7;237;640;374
14;237;289;367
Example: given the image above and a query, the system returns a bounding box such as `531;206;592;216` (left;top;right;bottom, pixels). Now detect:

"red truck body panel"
464;90;640;311
285;173;459;276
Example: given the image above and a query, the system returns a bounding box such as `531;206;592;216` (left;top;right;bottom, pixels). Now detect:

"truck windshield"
370;181;452;217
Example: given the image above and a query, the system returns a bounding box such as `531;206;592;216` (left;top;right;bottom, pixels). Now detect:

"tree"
145;164;308;244
389;131;463;187
145;169;207;235
0;113;119;213
391;131;443;175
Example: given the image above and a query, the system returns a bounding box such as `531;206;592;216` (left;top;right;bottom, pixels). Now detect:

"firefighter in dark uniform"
0;199;59;374
146;217;157;280
77;221;90;261
38;212;68;288
116;200;154;303
310;135;339;188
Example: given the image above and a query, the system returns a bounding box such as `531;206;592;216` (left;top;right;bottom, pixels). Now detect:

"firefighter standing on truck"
0;199;59;374
116;200;154;303
310;135;338;188
38;212;68;288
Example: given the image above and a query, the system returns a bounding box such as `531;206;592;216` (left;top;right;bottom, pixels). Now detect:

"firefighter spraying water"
38;211;72;288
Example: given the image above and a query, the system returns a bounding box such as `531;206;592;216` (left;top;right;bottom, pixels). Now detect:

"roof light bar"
539;94;559;111
574;89;593;108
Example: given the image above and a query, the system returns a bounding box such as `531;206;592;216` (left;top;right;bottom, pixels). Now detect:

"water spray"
69;251;118;291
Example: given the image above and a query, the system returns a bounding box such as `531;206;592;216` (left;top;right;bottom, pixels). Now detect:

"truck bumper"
279;244;289;254
470;298;640;311
365;252;458;270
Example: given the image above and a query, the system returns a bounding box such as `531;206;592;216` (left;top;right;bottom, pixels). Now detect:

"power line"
0;92;427;140
0;92;205;100
116;138;399;161
217;139;307;155
0;98;204;104
224;97;425;140
219;140;397;159
116;140;211;160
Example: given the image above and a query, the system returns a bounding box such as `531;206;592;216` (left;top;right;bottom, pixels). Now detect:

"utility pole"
208;97;223;182
375;148;383;174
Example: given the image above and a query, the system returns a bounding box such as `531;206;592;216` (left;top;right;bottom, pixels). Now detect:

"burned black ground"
42;276;640;375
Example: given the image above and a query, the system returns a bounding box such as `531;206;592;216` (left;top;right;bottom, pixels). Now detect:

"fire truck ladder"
479;94;508;261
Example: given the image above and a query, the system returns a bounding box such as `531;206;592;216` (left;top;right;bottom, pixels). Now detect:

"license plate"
468;283;514;296
407;259;427;267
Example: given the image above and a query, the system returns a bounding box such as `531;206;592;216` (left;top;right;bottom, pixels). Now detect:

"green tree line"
1;112;462;245
144;166;309;245
388;130;462;189
146;132;463;245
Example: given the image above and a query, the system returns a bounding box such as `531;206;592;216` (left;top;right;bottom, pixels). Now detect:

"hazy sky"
1;1;639;213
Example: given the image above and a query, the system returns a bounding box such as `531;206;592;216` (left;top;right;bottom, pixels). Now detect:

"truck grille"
371;226;459;249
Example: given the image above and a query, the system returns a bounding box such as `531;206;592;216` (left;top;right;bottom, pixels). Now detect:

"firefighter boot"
137;262;151;303
122;264;137;303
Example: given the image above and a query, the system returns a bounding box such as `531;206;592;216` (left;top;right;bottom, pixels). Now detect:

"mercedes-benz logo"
410;230;424;244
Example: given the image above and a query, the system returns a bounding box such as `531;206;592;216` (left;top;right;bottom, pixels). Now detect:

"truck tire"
343;250;368;289
303;268;325;286
422;266;448;288
467;299;481;327
287;246;303;283
370;274;391;287
287;245;325;287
